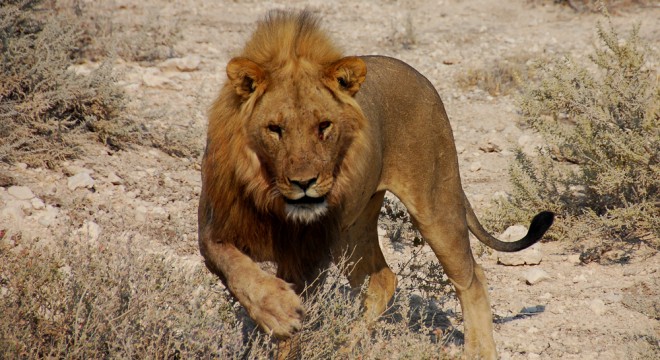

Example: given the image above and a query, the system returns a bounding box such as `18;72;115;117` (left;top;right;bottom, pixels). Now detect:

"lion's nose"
289;177;317;191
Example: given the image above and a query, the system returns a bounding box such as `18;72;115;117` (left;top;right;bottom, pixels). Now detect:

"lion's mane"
200;11;370;282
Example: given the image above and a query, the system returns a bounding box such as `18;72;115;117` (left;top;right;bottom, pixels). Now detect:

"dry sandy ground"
2;0;659;358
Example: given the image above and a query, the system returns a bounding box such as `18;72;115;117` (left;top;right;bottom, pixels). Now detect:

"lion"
198;10;553;359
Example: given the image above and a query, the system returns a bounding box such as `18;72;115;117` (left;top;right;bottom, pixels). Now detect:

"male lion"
199;10;553;359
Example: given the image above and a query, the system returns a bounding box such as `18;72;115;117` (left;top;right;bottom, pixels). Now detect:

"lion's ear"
323;56;366;96
226;57;267;100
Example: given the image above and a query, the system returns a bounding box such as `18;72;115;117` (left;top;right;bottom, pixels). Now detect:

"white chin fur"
285;201;328;223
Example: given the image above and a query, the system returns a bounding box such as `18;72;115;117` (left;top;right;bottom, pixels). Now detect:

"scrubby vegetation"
0;1;141;167
491;20;659;252
457;55;537;97
0;229;454;359
0;1;194;167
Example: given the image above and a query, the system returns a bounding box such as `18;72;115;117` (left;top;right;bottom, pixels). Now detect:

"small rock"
135;205;148;222
158;56;201;72
58;265;72;278
1;204;25;222
377;227;387;237
500;225;528;241
151;206;168;219
497;226;543;265
567;254;582;265
523;268;550;285
479;141;502;153
7;186;35;200
492;191;509;202
38;206;59;227
107;172;123;185
588;298;606;316
604;293;622;304
623;268;637;276
68;172;95;191
539;292;552;300
31;198;45;210
520;305;544;314
469;162;482;172
77;221;101;243
572;274;587;283
143;72;173;88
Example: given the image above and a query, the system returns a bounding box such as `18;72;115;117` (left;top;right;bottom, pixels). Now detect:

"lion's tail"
464;194;554;252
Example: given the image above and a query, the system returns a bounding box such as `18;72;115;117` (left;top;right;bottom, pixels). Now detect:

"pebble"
588;298;606;316
377;227;387;237
469;161;482;172
479;139;502;153
523;268;550;285
1;204;25;222
31;198;45;210
107;172;123;185
492;190;509;201
151;206;168;219
38;206;59;227
497;226;543;266
135;205;148;222
158;55;201;72
520;305;544;314
567;254;582;265
572;274;587;283
539;292;552;300
7;186;35;200
77;221;101;243
68;172;95;190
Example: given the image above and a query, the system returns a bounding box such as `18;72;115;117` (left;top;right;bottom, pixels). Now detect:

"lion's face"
226;57;367;223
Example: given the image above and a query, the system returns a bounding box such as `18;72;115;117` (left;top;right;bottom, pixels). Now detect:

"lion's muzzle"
282;178;329;223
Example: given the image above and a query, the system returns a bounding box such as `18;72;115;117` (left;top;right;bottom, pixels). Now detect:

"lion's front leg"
201;241;304;339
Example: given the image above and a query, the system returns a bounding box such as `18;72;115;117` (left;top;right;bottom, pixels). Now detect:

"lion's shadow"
380;292;464;347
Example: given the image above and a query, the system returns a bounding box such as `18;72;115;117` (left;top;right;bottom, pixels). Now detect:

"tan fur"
199;10;552;359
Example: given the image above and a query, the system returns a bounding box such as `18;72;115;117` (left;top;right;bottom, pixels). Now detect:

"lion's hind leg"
399;190;497;360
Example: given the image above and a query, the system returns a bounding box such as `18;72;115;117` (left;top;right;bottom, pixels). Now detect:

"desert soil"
1;0;658;359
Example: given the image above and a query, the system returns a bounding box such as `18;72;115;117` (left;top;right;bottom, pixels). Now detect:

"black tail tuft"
527;211;554;242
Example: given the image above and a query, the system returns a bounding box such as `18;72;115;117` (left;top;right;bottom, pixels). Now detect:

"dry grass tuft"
0;230;249;358
0;1;142;167
0;1;197;167
457;55;536;97
0;229;458;359
488;18;659;254
530;0;655;13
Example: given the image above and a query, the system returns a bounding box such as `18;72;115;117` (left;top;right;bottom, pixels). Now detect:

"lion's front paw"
244;276;305;339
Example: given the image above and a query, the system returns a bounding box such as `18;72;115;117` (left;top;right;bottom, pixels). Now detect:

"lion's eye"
318;121;332;138
268;124;282;136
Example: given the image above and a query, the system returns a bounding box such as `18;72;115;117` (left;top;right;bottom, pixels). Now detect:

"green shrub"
493;20;658;248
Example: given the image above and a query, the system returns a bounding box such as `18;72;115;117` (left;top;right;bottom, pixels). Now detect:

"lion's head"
207;11;368;224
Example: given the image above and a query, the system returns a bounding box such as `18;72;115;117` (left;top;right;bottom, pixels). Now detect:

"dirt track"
2;1;658;358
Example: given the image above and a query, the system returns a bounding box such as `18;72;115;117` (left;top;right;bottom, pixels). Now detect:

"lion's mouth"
284;195;326;205
283;195;328;223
